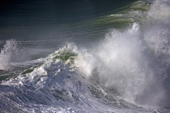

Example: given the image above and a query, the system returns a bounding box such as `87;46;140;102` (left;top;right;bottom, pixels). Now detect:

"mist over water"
75;23;166;108
0;0;170;113
74;0;170;108
0;40;23;70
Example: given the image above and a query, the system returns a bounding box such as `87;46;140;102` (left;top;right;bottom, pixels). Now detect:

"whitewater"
0;0;170;113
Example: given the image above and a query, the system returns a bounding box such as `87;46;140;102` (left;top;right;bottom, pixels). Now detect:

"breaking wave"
0;0;170;113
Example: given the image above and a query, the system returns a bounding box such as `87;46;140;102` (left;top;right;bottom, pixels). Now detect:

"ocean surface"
0;0;170;113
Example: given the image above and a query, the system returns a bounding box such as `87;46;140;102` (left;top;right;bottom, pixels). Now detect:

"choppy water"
0;0;170;113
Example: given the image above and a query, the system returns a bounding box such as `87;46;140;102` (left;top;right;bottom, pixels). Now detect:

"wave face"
0;0;170;113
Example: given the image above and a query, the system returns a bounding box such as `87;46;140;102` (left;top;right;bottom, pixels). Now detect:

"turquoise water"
0;0;170;113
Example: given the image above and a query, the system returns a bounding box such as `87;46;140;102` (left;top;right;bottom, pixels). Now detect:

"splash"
75;22;168;108
0;40;18;70
75;23;162;106
73;0;170;108
144;0;170;66
0;39;26;70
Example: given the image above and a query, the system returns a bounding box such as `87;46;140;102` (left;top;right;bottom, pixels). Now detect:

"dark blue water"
0;0;137;25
